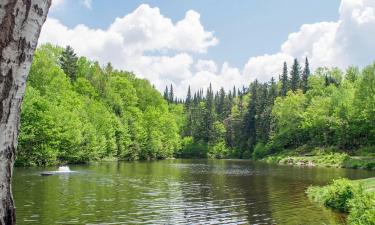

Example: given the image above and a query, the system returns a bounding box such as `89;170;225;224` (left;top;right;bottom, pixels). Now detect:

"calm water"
13;159;375;225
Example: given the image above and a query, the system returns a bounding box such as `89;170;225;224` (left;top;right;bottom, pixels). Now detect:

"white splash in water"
57;166;71;173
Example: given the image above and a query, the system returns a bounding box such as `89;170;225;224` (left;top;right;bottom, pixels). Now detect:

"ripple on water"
14;160;375;225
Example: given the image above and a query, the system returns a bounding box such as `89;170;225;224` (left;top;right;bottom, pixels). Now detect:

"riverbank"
263;152;375;170
306;177;375;224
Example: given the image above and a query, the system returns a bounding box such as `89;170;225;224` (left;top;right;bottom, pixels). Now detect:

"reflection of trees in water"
264;164;363;225
177;159;273;224
13;160;375;224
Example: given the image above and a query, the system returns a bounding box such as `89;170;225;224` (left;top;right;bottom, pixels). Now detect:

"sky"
40;0;375;97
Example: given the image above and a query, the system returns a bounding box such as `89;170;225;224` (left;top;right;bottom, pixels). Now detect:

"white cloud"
243;0;375;81
195;60;218;73
41;1;375;97
108;4;218;53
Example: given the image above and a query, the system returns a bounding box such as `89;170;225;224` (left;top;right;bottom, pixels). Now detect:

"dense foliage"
17;44;375;165
176;58;375;159
17;45;181;166
307;178;375;225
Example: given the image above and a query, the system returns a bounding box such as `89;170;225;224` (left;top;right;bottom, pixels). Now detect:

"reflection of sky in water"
13;160;375;225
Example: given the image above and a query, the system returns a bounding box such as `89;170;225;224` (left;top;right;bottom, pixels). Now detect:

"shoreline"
306;177;375;224
263;153;375;170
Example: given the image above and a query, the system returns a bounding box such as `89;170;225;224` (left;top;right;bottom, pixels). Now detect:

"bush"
208;141;228;159
307;178;375;225
314;153;350;167
252;143;268;160
307;178;359;212
180;137;208;158
348;191;375;225
356;146;375;157
242;150;252;159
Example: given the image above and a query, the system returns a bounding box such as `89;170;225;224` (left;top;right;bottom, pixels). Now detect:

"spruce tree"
280;62;289;96
204;84;216;143
301;57;310;93
269;77;278;101
169;84;174;103
217;87;226;120
290;58;301;92
242;80;258;152
185;86;192;108
60;45;78;82
163;86;169;101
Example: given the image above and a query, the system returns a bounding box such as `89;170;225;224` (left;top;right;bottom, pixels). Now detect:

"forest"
17;44;375;166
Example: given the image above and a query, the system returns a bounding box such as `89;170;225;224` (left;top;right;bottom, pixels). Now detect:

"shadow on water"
13;159;375;224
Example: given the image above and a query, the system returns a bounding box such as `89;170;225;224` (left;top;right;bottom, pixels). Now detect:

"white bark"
0;0;51;224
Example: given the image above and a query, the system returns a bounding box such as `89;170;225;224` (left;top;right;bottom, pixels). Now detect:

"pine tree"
216;87;226;120
185;86;192;108
242;80;258;152
169;84;174;103
280;62;289;96
269;77;278;101
301;57;310;93
290;58;301;92
60;45;78;82
163;86;169;101
204;83;216;143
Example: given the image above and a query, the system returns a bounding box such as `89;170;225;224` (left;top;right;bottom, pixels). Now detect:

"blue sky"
50;0;341;67
42;0;375;96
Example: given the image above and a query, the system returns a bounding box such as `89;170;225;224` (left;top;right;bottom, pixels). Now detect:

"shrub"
242;150;252;159
207;141;228;159
180;137;208;158
307;178;359;212
252;143;268;160
348;191;375;225
314;153;350;167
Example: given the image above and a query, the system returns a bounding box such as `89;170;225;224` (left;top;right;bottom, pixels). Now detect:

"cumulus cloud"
41;0;375;97
243;0;375;80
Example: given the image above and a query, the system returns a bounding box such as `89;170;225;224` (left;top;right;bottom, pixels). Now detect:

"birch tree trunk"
0;0;51;224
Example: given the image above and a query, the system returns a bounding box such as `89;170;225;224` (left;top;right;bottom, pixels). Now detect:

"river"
13;159;375;225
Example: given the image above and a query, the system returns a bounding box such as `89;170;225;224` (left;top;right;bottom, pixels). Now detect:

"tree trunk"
0;0;51;224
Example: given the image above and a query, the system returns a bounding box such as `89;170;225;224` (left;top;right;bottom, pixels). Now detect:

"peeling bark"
0;0;50;224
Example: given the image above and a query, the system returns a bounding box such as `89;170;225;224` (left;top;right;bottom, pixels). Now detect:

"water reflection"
13;159;375;224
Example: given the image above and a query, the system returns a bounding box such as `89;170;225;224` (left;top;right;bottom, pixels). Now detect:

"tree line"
17;44;182;166
175;57;375;159
17;44;375;166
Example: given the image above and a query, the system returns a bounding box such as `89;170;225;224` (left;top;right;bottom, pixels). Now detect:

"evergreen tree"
280;62;289;96
185;86;192;108
163;86;169;101
169;84;174;103
301;57;310;93
204;83;216;143
269;77;278;101
216;87;226;120
242;80;258;153
60;45;78;82
290;58;301;92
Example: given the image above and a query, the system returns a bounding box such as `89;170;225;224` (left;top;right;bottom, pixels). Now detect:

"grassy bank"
264;152;375;170
306;178;375;225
